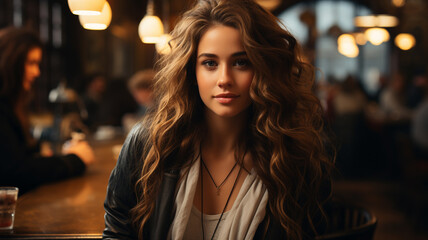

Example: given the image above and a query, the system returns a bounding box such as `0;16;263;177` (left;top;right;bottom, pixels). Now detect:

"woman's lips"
214;93;239;104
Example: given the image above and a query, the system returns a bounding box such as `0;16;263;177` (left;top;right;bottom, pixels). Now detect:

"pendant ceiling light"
79;2;112;30
365;28;390;46
68;0;106;15
155;0;172;54
354;15;398;28
337;34;359;58
138;0;164;44
395;33;416;50
156;34;172;54
392;0;406;7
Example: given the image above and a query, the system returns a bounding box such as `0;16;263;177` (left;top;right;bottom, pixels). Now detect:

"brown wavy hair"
0;27;42;105
130;0;334;239
0;27;42;145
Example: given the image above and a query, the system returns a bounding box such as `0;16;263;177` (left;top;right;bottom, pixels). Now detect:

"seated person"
411;74;428;159
80;73;106;130
122;69;155;133
0;27;95;195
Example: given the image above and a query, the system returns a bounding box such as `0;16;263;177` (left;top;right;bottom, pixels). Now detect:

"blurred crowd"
55;69;155;141
317;69;428;230
317;70;428;178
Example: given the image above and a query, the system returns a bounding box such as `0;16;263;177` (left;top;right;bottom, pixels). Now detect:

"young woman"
103;0;334;239
0;27;95;194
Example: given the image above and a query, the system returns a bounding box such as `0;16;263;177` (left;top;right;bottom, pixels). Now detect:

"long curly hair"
0;27;42;106
0;27;42;146
131;0;334;239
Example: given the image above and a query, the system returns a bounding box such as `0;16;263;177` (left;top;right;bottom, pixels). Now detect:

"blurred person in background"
332;75;367;117
331;75;368;177
406;68;427;109
0;27;95;195
122;69;155;133
79;72;107;130
411;71;428;159
379;72;413;122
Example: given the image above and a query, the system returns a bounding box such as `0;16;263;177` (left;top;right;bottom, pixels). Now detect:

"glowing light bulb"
338;34;359;58
138;15;164;44
395;33;416;50
155;34;173;54
392;0;406;7
78;2;112;30
365;28;390;45
67;0;106;15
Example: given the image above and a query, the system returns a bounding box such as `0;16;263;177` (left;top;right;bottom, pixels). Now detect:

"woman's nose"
217;65;232;88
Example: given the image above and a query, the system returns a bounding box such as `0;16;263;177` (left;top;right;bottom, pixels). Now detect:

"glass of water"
0;187;18;230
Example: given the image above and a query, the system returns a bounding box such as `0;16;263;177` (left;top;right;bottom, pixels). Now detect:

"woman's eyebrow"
198;53;217;58
198;51;247;58
232;51;247;57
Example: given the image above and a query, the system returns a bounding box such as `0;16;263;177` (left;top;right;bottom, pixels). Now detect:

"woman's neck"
203;109;248;155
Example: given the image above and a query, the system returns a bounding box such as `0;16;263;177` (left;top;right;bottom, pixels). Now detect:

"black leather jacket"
103;125;321;239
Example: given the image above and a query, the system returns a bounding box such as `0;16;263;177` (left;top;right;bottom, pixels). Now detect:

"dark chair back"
316;199;377;240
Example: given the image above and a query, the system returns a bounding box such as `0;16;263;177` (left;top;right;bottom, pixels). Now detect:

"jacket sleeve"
103;125;145;239
12;154;85;194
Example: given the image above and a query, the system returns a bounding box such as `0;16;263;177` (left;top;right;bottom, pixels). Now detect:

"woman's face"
196;25;254;118
23;47;42;91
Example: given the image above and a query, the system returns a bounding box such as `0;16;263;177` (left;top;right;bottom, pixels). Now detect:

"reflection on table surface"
0;138;124;239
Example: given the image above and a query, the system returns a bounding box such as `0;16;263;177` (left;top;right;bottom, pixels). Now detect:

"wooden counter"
0;138;124;239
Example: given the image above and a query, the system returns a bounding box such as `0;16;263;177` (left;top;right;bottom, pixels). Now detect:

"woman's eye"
234;59;251;68
202;60;217;68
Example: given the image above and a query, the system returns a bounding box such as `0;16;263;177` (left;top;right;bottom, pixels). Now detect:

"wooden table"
0;138;124;239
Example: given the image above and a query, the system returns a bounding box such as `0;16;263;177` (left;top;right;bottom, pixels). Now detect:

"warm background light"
376;15;399;27
354;32;367;45
338;34;359;58
138;15;164;44
365;28;390;45
79;2;111;30
354;15;398;28
138;0;164;44
155;34;172;54
392;0;406;7
338;34;355;45
67;0;106;15
354;16;377;28
395;33;416;50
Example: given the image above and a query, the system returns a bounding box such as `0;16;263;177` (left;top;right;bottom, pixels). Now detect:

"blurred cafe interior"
0;0;428;239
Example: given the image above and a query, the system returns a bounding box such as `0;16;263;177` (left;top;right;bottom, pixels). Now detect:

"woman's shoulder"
124;122;149;149
116;122;149;170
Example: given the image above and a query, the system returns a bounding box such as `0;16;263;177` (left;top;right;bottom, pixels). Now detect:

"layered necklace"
201;158;238;196
199;147;247;240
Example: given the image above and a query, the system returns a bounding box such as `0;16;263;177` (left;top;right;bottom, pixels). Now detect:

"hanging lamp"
354;15;398;28
67;0;106;15
155;0;172;54
365;28;390;45
156;34;172;54
138;0;164;44
395;33;415;50
392;0;406;7
337;34;359;58
79;2;112;30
